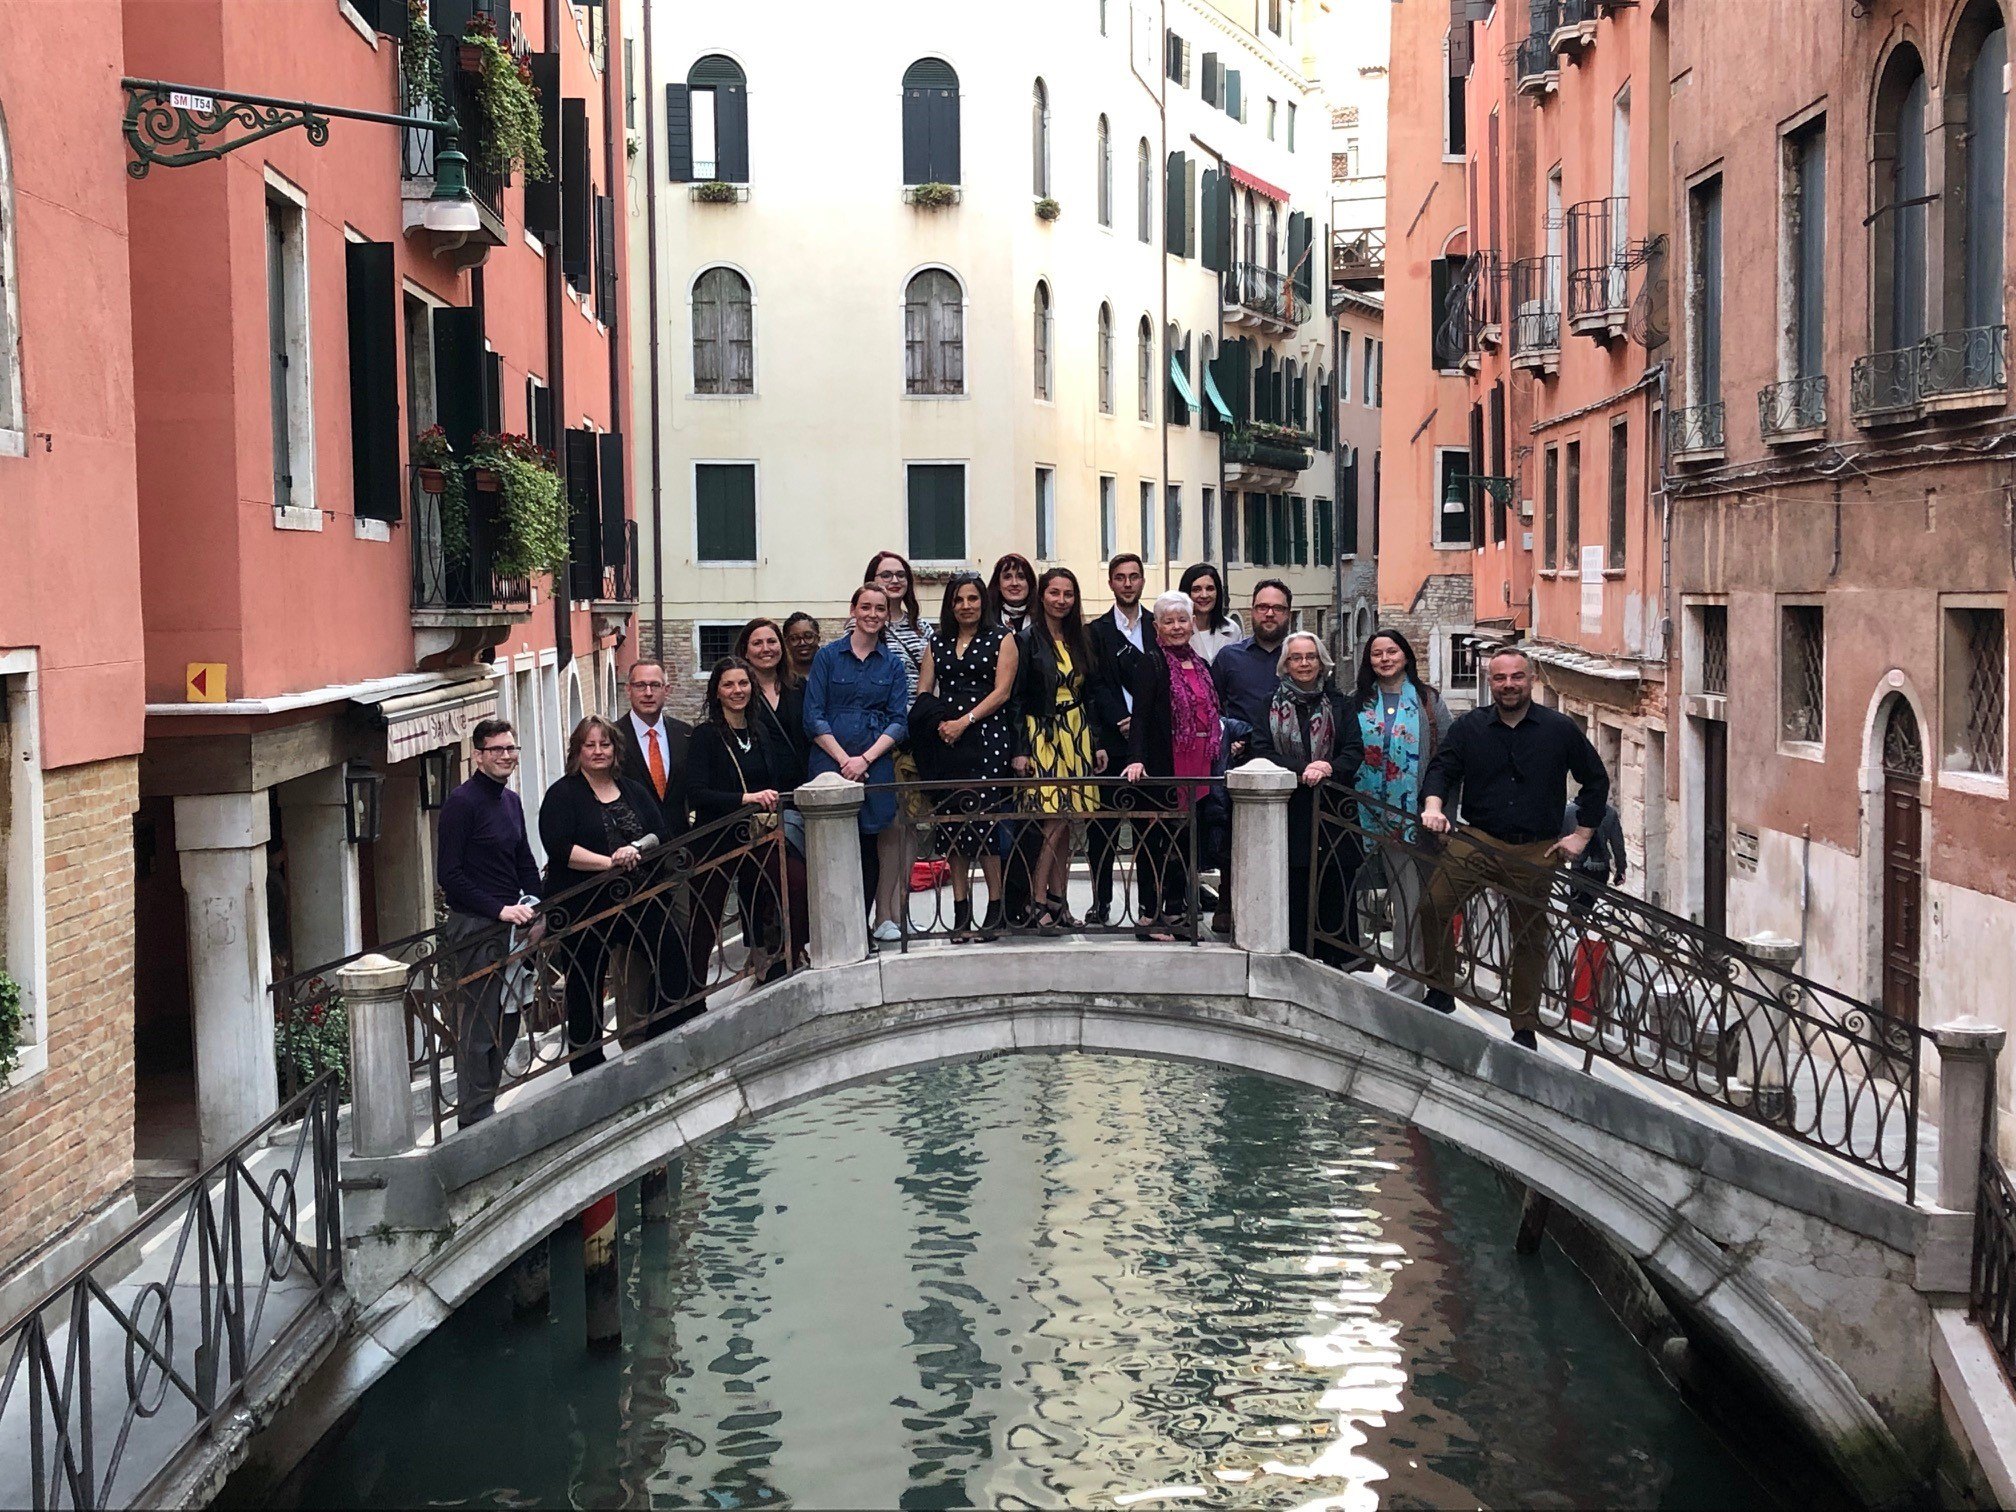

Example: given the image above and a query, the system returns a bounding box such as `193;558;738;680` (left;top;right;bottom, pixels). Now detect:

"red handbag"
909;858;950;892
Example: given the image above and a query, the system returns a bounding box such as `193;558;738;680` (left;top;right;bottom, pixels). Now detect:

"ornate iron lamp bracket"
1470;475;1517;505
121;77;457;178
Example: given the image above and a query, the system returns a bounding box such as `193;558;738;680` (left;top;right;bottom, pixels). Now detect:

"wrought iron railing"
1516;29;1556;88
1550;0;1596;41
1920;323;2008;399
399;26;503;220
596;518;639;604
1973;1154;2016;1383
1308;788;1928;1198
1225;430;1314;473
1699;605;1729;696
881;777;1206;949
1668;400;1726;456
409;473;532;615
272;929;443;1103
0;1076;343;1511
1758;375;1828;438
1228;261;1306;325
1851;345;1921;418
1566;198;1630;320
1510;256;1562;355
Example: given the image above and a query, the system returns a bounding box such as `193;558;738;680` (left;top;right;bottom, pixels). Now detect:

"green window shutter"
524;53;562;234
565;427;601;599
561;98;592;287
597;432;627;591
1245;493;1267;565
1292;495;1308;565
343;240;402;523
696;462;757;561
665;83;694;182
908;463;966;560
1224;68;1242;121
1164;150;1185;253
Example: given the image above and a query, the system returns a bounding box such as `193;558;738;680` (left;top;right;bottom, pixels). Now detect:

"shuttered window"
907;462;966;561
0;108;18;441
344;240;401;522
904;269;964;395
668;55;748;184
1137;138;1152;242
1097;115;1112;226
1222;488;1240;565
692;267;753;394
1137;316;1153;422
695;462;757;562
1245;493;1268;566
1033;281;1052;400
561;98;591;289
565;427;601;599
593;193;616;331
1097;303;1113;413
901;59;961;185
1032;79;1050;196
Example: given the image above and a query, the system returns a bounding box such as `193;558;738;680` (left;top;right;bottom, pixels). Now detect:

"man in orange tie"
618;657;692;827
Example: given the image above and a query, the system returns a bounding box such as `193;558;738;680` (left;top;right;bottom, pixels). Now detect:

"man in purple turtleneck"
436;718;542;1127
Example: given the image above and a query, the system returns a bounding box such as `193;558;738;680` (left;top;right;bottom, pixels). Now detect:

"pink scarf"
1163;646;1218;806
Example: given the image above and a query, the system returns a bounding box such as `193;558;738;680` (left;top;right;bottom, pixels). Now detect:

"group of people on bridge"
433;546;1619;1128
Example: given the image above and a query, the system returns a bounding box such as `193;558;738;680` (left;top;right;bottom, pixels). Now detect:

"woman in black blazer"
1120;592;1223;941
538;716;673;1074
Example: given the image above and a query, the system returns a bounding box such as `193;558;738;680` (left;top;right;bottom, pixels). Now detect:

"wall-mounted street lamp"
419;747;458;812
344;763;386;846
1442;473;1518;512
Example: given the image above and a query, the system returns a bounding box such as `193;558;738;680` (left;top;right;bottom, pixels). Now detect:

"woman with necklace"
1252;632;1365;968
987;552;1038;635
1350;629;1452;998
912;573;1019;941
1120;592;1222;942
1012;567;1110;934
733;616;810;783
688;657;809;984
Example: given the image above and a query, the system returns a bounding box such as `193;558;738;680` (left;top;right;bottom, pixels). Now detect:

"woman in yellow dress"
1011;567;1111;932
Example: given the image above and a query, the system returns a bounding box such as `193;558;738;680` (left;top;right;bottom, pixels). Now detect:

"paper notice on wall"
1580;545;1604;635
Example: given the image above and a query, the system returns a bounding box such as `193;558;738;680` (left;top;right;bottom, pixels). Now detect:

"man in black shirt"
1415;647;1610;1047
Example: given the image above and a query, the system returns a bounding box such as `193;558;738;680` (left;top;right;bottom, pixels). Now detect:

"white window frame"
692;621;747;681
264;170;317;528
1433;445;1473;550
1035;464;1058;561
691;457;761;566
689;262;757;398
0;109;23;459
2;649;48;1089
1139;478;1156;561
1938;592;2009;796
1339;331;1353;403
1776;594;1828;761
904;458;969;566
1099;474;1117;560
901;263;970;400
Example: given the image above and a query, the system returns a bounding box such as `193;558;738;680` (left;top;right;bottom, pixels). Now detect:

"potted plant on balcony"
907;182;959;209
0;963;21;1081
413;423;453;495
473;433;570;581
403;0;448;115
1035;196;1061;222
462;13;550;181
693;180;740;204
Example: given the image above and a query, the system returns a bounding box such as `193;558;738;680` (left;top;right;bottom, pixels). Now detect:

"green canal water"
285;1055;1809;1509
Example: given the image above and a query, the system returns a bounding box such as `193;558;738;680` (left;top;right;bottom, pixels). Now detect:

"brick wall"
0;758;139;1280
1381;572;1478;707
635;618;719;725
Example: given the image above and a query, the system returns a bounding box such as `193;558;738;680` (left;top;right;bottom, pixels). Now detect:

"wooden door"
1701;720;1728;934
1881;701;1925;1024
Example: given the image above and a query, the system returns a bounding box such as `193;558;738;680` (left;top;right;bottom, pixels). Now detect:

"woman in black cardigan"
685;657;809;983
538;716;673;1074
1119;592;1221;941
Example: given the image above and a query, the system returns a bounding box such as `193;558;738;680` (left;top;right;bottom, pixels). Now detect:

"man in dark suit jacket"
616;658;692;836
1085;555;1147;924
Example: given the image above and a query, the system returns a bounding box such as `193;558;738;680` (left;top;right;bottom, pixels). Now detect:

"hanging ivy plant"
403;0;448;115
473;433;569;580
0;965;23;1083
413;424;469;563
463;14;550;181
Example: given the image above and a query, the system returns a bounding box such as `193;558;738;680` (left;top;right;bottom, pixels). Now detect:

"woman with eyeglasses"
860;551;928;686
782;612;822;686
1251;632;1365;968
911;572;1019;940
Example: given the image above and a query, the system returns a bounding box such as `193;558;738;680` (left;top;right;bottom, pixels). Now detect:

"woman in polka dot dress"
914;573;1020;941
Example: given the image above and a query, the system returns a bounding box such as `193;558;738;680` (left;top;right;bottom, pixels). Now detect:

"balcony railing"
1224;428;1314;474
1332;227;1385;286
411;474;533;617
1850;345;1919;420
401;22;505;224
1509;256;1562;362
1549;0;1597;50
1516;26;1558;94
1920;323;2008;402
1758;375;1828;440
1668;401;1726;460
1227;261;1306;325
598;517;639;604
1566;197;1630;329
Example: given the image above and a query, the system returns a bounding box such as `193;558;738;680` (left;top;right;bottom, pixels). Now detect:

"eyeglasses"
629;680;666;691
875;569;909;583
477;744;521;756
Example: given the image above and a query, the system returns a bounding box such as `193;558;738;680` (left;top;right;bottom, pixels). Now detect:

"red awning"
1226;164;1289;203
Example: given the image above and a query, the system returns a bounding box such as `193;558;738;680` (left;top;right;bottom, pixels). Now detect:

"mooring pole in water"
582;1193;621;1347
639;1164;672;1224
508;1234;551;1317
1514;1187;1553;1255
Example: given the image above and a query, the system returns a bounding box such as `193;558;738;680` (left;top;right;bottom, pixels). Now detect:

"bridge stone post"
795;772;869;968
338;953;416;1159
1738;931;1800;1123
1933;1017;2007;1212
1228;760;1297;955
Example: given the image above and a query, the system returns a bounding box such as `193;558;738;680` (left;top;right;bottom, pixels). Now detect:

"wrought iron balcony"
411;474;533;623
1223;427;1313;476
1668;401;1726;463
1516;27;1559;95
401;26;506;242
1226;260;1307;331
1849;345;1921;423
1566;197;1630;338
1509;256;1562;372
1758;375;1828;441
1550;0;1598;52
1918;323;2007;409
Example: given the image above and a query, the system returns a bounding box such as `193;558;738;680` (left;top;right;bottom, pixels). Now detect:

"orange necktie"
646;726;668;799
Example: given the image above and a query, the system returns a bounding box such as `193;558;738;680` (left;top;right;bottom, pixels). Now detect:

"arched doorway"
1878;698;1924;1024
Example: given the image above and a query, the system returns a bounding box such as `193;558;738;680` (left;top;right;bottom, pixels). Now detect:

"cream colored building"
626;0;1342;708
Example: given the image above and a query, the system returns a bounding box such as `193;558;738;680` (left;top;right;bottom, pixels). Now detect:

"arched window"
1097;115;1112;226
1267;204;1280;271
1138;315;1154;421
1033;280;1053;400
1946;4;2007;341
692;266;753;394
1097;303;1114;413
1032;79;1050;196
902;59;961;186
1242;191;1258;266
0;104;20;451
673;55;748;184
1872;45;1930;357
1137;138;1153;242
905;268;964;395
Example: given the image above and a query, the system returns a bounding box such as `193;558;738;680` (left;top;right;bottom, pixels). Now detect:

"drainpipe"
1159;0;1170;592
601;5;621;602
640;0;665;657
546;0;572;667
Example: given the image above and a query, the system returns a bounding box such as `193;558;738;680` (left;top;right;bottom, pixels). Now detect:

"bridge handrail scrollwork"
1309;786;1928;1198
1973;1154;2016;1385
0;1075;343;1512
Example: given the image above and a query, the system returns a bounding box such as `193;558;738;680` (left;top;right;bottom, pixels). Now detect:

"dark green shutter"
697;464;756;561
1202;168;1231;271
1224;68;1241;120
1245;493;1267;565
344;240;401;522
1342;455;1360;555
907;463;965;560
1292;496;1308;565
665;83;693;182
902;89;931;183
351;0;408;40
565;427;600;598
523;53;561;234
483;350;503;435
431;305;487;458
561;98;591;287
717;82;749;182
928;89;960;183
531;380;554;453
1201;52;1220;105
1165;151;1185;253
594;193;617;331
598;432;627;593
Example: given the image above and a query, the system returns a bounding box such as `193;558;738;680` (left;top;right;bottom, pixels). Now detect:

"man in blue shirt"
437;718;543;1126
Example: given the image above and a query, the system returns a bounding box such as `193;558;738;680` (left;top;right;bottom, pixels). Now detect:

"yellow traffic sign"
185;663;227;703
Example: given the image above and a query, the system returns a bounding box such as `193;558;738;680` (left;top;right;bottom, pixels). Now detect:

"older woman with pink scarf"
1121;591;1220;942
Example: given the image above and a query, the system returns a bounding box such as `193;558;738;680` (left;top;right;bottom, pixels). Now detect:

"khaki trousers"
1418;830;1559;1033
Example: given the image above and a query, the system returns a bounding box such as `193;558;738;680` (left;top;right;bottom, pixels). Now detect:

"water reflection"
288;1055;1778;1510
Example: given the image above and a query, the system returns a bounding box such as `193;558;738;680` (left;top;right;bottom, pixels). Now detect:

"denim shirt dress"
803;636;911;833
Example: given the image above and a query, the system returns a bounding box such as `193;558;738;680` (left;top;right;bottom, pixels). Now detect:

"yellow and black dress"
1026;643;1099;814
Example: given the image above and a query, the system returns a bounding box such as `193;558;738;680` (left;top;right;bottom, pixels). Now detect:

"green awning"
1201;366;1234;424
1170;354;1202;413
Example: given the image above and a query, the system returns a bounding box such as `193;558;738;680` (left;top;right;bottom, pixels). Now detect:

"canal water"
285;1055;1800;1509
